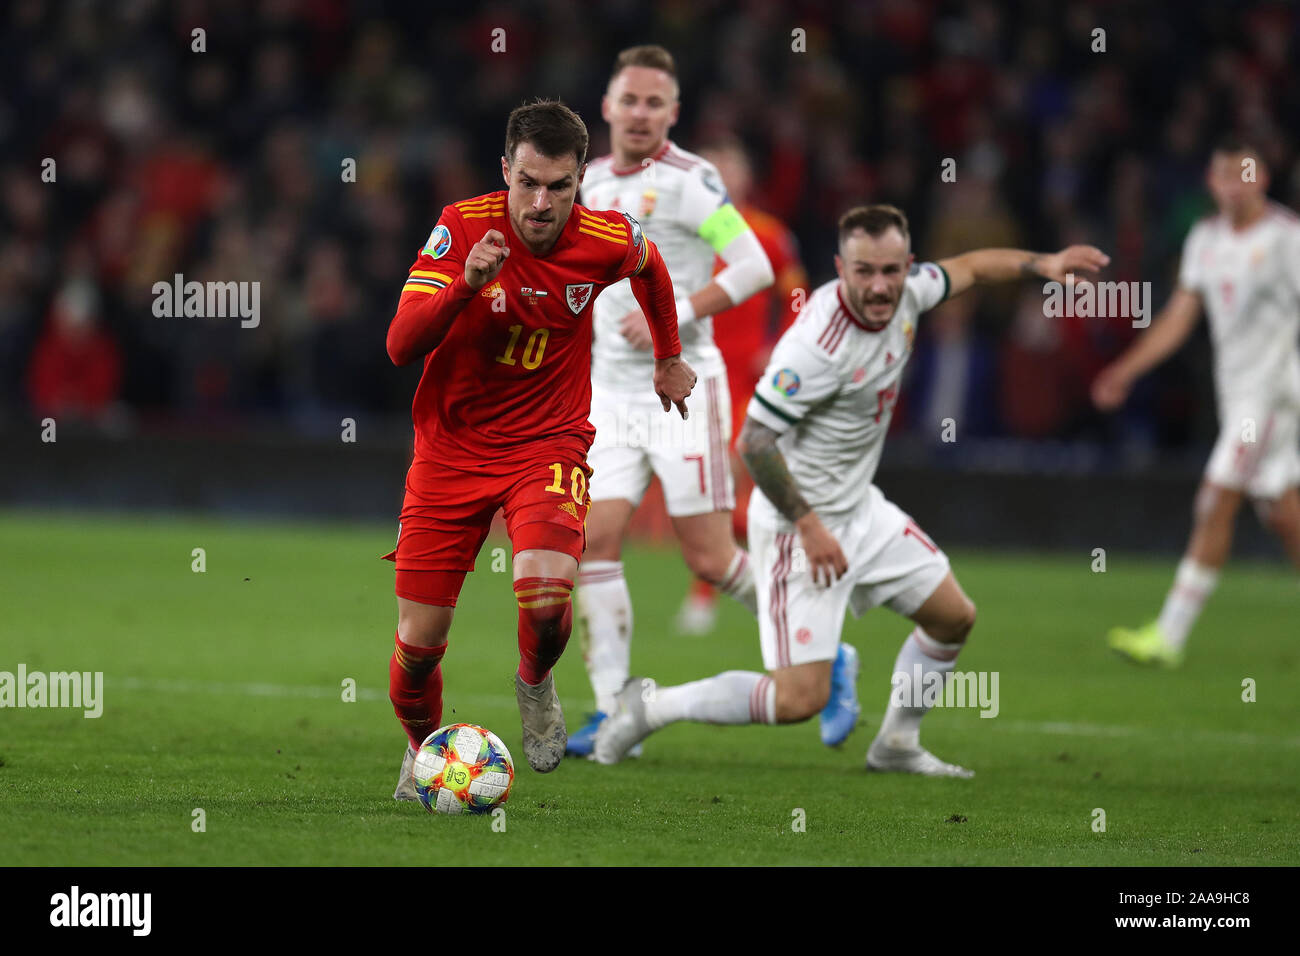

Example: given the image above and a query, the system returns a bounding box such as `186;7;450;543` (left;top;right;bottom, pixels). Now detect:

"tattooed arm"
737;416;810;521
738;415;848;586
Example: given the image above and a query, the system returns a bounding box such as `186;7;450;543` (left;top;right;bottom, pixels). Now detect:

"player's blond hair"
609;44;679;98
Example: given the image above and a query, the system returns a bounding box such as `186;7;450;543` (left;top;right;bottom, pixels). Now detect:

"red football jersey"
387;192;680;468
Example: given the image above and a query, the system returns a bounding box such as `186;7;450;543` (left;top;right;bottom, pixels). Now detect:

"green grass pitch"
1;509;1296;865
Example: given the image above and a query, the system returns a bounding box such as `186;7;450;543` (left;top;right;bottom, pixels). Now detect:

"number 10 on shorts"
545;463;588;505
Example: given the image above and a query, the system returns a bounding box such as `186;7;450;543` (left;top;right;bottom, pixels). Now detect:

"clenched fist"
465;229;510;290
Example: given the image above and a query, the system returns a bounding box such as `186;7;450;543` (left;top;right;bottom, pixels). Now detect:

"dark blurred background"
3;0;1297;551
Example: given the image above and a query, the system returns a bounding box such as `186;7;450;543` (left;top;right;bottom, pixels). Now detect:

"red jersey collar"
837;284;891;333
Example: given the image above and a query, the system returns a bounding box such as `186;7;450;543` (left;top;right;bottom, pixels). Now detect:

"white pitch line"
111;678;1300;749
114;677;511;709
114;676;387;702
981;719;1300;749
1008;720;1138;738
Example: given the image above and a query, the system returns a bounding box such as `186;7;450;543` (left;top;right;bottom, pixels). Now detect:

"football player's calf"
388;606;451;802
675;513;758;617
595;670;778;765
593;657;844;764
388;632;446;751
595;624;973;778
389;603;452;802
866;577;976;778
514;575;575;772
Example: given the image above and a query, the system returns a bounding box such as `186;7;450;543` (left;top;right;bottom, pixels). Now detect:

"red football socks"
388;631;446;751
514;577;574;685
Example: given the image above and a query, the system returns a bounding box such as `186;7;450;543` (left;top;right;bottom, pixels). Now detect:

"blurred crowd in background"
2;0;1297;462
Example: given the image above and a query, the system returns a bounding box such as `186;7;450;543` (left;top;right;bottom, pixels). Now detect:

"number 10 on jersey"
496;324;549;369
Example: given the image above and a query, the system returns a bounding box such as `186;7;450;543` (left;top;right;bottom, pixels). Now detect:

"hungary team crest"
565;283;594;315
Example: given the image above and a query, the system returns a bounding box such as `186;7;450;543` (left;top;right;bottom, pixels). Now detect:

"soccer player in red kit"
384;100;696;795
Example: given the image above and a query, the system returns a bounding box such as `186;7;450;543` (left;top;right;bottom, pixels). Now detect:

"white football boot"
866;735;974;779
393;744;421;801
593;677;654;765
515;672;567;773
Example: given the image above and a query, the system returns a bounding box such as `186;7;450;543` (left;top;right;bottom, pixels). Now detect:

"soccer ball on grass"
413;723;514;815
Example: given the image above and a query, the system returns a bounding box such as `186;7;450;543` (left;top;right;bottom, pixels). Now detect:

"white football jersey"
746;265;950;528
581;140;741;387
1178;202;1300;411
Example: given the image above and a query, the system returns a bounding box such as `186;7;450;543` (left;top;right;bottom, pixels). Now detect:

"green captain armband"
698;203;750;253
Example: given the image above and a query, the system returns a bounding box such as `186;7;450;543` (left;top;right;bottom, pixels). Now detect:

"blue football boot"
565;711;606;757
820;643;860;746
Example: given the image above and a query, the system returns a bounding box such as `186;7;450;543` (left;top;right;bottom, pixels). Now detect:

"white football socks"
577;550;756;718
644;671;776;729
1156;557;1219;650
876;627;963;750
717;548;758;617
575;560;632;716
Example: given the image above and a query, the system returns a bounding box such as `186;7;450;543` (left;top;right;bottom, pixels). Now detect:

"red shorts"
382;450;592;606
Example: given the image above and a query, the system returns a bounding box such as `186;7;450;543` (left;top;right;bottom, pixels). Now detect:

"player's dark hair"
1211;135;1264;164
504;99;589;168
610;44;678;92
838;204;910;246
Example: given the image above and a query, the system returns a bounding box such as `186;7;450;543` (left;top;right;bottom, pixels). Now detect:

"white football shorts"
749;485;951;670
1205;401;1300;500
587;373;736;517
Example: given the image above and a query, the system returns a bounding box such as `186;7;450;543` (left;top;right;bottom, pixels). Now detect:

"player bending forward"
1094;139;1300;667
383;99;694;797
596;204;1107;775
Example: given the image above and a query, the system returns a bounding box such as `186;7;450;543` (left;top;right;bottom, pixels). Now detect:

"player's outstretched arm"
385;229;510;366
738;416;847;586
1092;287;1202;411
938;245;1110;299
